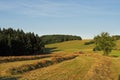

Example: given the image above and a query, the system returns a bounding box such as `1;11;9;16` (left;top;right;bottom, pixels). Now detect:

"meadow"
0;40;120;80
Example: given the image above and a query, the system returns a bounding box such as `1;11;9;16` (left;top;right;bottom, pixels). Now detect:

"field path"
81;54;112;80
19;55;95;80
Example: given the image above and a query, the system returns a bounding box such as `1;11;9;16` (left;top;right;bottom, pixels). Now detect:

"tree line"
112;35;120;40
41;35;82;44
0;28;44;56
0;28;116;56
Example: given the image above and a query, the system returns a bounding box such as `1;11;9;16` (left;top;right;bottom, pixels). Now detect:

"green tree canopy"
41;35;82;44
0;28;44;56
94;32;115;56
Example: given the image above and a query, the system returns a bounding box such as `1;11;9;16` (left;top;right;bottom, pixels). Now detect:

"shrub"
84;40;94;45
93;46;101;51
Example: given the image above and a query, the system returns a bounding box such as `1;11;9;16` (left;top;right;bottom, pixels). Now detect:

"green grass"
115;40;120;49
108;40;120;57
45;40;95;53
46;40;120;56
109;50;120;57
1;40;120;80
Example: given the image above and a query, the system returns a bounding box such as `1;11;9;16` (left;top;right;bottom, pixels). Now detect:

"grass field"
0;57;51;76
45;40;95;53
20;56;96;80
1;40;120;80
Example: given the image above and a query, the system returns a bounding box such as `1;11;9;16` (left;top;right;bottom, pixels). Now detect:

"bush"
84;40;94;45
93;46;101;51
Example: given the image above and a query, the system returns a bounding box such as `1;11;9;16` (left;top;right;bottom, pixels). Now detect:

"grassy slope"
111;58;120;80
45;40;120;57
1;40;120;80
20;40;120;80
45;40;95;53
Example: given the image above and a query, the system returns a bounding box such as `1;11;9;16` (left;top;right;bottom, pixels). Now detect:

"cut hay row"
84;56;112;80
8;55;78;75
0;55;51;64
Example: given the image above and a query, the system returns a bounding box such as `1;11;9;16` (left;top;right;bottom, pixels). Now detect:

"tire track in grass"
83;54;112;80
19;56;95;80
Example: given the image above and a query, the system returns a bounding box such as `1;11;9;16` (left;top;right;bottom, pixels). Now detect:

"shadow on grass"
0;76;20;80
119;75;120;80
110;55;119;58
44;47;61;53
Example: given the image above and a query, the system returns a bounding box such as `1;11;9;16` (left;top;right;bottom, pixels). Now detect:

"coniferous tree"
0;28;44;56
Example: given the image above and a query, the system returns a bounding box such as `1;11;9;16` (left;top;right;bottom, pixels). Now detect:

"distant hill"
112;35;120;40
41;35;82;44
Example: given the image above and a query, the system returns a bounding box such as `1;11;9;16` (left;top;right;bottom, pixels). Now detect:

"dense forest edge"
41;35;82;44
0;28;82;56
0;28;44;56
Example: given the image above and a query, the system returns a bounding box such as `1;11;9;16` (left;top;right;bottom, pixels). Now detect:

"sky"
0;0;120;39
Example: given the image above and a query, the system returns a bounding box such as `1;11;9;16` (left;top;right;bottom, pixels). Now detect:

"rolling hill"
0;40;120;80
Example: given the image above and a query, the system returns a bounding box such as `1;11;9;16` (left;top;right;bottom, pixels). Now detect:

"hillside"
41;35;82;44
0;40;120;80
45;40;95;53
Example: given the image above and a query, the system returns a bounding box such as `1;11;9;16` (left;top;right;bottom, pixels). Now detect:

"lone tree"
94;32;115;56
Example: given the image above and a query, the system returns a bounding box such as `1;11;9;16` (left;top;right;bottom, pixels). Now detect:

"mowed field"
0;40;120;80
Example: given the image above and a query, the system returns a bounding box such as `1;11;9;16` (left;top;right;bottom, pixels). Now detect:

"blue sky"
0;0;120;39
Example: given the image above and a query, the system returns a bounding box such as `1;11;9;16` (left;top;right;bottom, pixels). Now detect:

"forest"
0;28;44;56
41;35;82;44
0;28;82;56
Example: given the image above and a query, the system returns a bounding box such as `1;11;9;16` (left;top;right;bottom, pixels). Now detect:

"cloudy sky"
0;0;120;39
